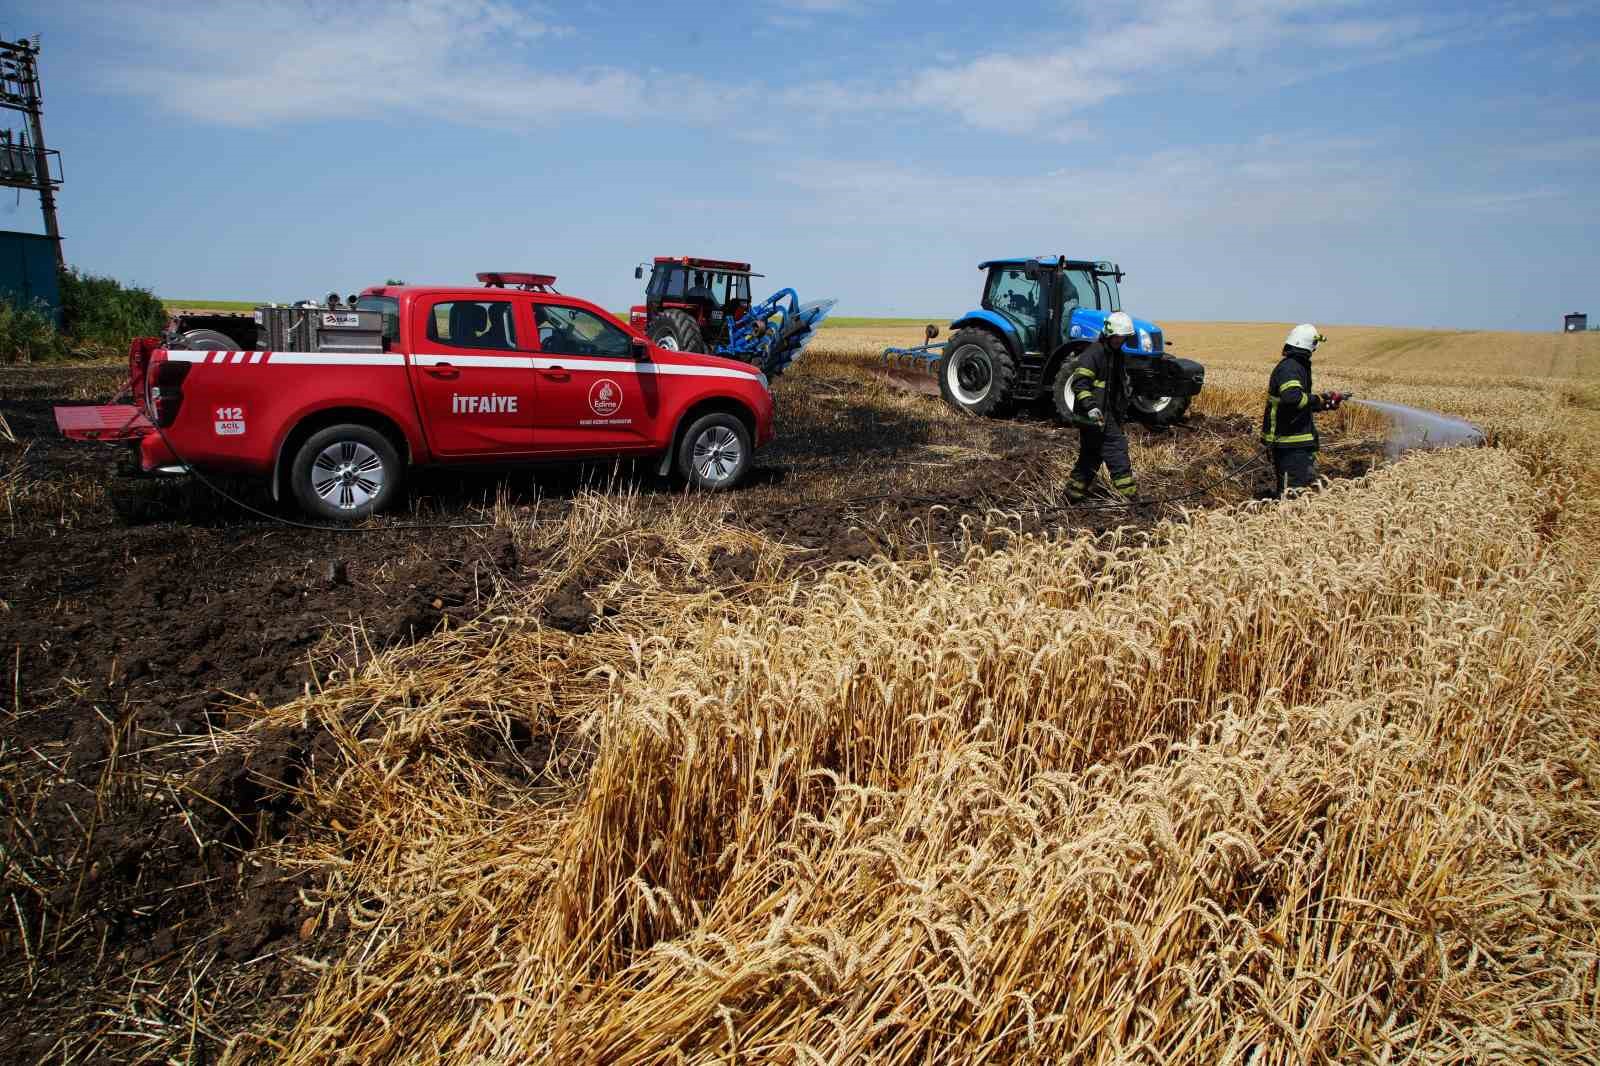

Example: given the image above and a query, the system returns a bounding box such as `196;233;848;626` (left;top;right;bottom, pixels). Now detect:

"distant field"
819;320;1600;382
154;302;1600;383
162;299;256;313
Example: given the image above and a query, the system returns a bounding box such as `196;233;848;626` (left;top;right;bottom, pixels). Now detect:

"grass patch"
161;299;258;313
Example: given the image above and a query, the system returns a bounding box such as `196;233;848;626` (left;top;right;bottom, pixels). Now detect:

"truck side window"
427;300;517;350
535;304;631;358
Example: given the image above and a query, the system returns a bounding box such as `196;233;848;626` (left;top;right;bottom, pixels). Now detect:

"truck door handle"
426;362;459;379
541;365;570;381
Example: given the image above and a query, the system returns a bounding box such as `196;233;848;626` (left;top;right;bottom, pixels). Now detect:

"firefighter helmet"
1286;323;1325;352
1104;311;1136;337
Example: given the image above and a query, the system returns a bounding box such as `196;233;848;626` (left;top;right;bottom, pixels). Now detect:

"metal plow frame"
881;341;944;375
717;288;837;378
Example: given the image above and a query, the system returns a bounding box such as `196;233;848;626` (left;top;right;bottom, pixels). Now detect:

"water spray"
1347;398;1485;457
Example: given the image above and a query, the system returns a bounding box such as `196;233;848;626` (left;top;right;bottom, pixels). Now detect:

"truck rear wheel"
676;412;751;491
170;328;241;351
649;309;706;354
938;328;1016;417
289;424;401;522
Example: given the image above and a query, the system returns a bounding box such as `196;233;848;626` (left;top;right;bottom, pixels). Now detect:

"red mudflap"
54;404;153;441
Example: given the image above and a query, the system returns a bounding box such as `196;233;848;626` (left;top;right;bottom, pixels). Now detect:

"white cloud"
792;1;1475;134
94;0;648;127
773;135;1399;238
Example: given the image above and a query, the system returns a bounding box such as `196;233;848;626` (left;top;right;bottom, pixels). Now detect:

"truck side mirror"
631;338;650;361
634;266;643;279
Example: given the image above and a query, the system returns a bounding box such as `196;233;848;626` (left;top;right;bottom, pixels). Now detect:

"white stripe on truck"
159;350;761;381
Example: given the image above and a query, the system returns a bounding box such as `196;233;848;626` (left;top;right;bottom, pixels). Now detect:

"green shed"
0;229;60;324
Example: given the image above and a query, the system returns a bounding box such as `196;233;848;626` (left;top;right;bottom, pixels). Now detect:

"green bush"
0;296;67;362
0;268;170;363
57;267;167;354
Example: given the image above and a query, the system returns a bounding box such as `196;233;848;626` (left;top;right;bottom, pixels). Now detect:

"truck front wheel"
676;412;751;491
289;424;401;522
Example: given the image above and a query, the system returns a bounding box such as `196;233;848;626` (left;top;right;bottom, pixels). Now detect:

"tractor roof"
979;257;1117;272
654;256;760;275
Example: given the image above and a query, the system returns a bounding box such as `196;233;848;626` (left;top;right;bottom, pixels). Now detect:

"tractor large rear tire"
649;309;707;354
938;328;1016;418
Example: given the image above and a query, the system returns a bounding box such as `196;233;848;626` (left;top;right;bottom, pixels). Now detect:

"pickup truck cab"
57;274;776;522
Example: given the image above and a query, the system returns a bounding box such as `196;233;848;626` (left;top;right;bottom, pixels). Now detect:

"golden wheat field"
152;322;1595;1064
9;324;1596;1063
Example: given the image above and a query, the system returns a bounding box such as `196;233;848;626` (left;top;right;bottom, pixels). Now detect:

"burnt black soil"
0;364;1380;1061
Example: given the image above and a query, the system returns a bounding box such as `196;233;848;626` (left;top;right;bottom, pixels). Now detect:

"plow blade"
766;298;836;377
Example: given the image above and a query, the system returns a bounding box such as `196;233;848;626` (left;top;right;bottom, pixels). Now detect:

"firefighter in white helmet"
1261;323;1346;497
1065;311;1139;503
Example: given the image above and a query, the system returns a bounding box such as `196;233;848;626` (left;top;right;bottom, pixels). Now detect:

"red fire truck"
55;273;775;522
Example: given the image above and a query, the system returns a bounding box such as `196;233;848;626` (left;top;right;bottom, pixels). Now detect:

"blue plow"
717;288;837;377
882;324;944;375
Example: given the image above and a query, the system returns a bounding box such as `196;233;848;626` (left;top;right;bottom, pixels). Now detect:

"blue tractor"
892;257;1205;427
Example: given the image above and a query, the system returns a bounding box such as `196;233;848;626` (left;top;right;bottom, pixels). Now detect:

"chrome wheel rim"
656;335;680;351
691;426;742;485
947;345;992;405
311;440;384;510
1132;393;1173;414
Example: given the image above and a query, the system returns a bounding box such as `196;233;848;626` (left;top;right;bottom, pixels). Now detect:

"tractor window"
1061;270;1091;312
1096;273;1122;311
985;268;1042;324
732;274;750;303
426;300;517;350
648;267;689;300
535;304;632;358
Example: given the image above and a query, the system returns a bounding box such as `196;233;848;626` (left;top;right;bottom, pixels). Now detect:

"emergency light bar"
477;272;558;292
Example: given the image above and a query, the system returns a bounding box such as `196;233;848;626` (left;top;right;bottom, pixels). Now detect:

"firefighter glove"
1086;408;1104;426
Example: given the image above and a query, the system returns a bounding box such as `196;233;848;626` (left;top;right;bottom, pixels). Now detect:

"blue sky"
1;0;1595;330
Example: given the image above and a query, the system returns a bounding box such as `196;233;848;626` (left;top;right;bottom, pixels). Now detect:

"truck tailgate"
54;404;152;441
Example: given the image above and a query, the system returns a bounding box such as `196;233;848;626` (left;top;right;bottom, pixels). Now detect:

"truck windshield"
355;295;400;342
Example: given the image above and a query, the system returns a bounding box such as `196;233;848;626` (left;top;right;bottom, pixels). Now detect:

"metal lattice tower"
0;36;63;268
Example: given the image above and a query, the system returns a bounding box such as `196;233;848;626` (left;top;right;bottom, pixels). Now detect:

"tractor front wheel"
1129;391;1192;427
1049;355;1085;423
937;328;1016;417
649;309;707;354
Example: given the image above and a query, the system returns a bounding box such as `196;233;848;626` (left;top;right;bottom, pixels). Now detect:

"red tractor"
629;256;761;353
629;256;836;377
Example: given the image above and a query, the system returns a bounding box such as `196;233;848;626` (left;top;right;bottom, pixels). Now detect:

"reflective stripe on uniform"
1278;379;1304;394
1270;432;1315;444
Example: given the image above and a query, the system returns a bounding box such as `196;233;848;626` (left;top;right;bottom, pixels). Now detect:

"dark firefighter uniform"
1066;335;1137;502
1261;346;1328;496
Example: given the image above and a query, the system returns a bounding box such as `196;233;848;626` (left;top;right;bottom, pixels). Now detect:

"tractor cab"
632;257;764;351
979;258;1139;356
